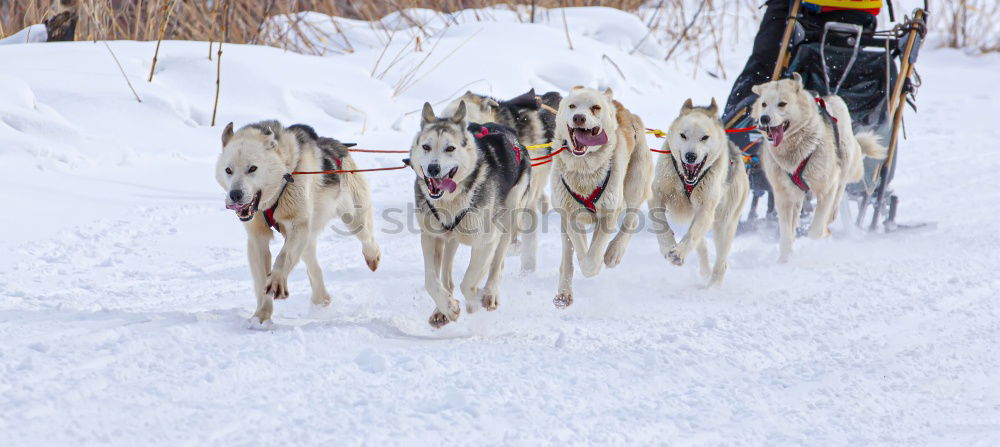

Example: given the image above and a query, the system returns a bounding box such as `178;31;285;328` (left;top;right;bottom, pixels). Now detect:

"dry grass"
934;0;999;53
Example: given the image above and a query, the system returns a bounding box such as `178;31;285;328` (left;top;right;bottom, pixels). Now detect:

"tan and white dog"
752;73;887;262
216;121;381;329
649;99;749;287
550;87;653;308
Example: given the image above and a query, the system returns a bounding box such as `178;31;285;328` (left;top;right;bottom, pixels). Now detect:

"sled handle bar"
820;22;864;96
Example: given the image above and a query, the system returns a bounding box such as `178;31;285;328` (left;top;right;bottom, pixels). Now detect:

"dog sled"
723;0;929;233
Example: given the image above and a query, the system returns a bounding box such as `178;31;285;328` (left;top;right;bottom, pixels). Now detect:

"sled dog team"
216;74;887;329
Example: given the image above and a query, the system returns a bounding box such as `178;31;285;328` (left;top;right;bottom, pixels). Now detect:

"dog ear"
507;89;538;110
603;87;614;98
751;85;761;96
681;98;694;113
791;72;803;90
572;85;584;91
221;122;234;147
708;98;719;115
451;101;467;124
421;102;436;125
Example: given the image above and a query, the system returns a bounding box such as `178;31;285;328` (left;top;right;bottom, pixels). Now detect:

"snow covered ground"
1;6;999;446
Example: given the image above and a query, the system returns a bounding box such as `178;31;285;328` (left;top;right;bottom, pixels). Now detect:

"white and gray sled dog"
410;102;532;328
550;86;653;308
752;73;887;262
649;98;749;287
444;88;561;272
215;121;381;329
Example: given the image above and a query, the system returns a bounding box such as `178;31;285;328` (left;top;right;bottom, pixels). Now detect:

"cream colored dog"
752;74;886;262
216;121;381;329
550;87;653;308
649;99;749;287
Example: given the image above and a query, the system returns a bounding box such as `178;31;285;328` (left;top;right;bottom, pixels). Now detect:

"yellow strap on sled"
804;0;882;8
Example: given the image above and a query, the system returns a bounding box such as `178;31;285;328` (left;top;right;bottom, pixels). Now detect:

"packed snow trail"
1;14;999;446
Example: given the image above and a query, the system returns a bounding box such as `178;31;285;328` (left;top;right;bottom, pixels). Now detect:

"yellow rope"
645;128;668;138
525;142;552;150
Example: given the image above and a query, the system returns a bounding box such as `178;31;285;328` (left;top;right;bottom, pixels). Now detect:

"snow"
2;6;1000;445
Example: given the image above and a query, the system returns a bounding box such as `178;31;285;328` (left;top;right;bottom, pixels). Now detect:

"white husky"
752;73;887;262
550;87;653;308
649;99;749;287
216;121;381;329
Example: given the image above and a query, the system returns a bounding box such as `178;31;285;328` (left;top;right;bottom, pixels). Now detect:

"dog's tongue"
226;203;244;211
575;129;608;147
767;126;784;147
440;178;457;193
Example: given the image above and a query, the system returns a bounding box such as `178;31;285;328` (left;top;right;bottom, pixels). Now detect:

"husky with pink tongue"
751;73;887;263
410;101;532;328
549;86;653;308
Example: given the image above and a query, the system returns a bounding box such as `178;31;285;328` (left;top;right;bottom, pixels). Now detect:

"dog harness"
262;174;295;232
425;199;472;232
562;167;612;213
787;99;841;193
669;156;713;200
474;125;523;164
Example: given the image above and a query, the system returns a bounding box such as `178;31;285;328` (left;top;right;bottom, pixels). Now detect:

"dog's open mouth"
568;125;609;156
681;160;705;183
762;121;790;147
226;191;261;221
424;167;458;199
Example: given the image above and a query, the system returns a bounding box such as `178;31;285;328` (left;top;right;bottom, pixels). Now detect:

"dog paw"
247;316;274;331
264;274;289;300
604;239;626;268
428;310;452;328
479;291;498;311
364;243;381;272
667;249;684;266
553;291;574;309
777;253;791;264
429;300;460;328
311;293;332;307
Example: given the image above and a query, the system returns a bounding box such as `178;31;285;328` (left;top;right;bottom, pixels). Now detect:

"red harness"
474;126;522;163
789;154;813;193
561;168;612;213
814;97;838;123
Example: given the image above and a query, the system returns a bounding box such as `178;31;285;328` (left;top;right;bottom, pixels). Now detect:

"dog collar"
561;166;612;213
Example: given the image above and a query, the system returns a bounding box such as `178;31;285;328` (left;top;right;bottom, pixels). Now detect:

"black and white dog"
410;101;532;328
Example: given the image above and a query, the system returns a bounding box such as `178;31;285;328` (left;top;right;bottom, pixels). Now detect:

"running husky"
410;102;531;328
216;121;381;329
752;73;887;262
649;99;749;287
550;86;653;308
444;88;561;272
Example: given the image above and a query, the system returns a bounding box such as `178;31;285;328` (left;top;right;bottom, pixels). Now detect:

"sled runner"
724;0;929;233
